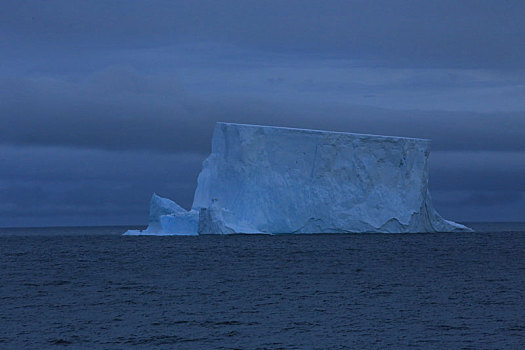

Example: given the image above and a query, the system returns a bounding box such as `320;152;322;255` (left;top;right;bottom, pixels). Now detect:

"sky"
1;0;524;227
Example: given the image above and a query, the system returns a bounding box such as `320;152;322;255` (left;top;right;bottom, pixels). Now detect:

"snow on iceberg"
124;122;472;235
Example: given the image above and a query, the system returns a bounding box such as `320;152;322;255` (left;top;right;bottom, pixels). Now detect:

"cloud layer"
2;66;524;154
3;1;525;68
1;1;524;226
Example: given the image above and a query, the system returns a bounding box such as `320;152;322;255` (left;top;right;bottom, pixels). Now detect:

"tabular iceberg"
125;122;471;235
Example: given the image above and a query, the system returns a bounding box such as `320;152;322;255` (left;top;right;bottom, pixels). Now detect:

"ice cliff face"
124;123;471;235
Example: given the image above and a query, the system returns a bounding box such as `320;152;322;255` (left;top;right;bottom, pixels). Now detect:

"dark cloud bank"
3;0;525;69
1;1;524;226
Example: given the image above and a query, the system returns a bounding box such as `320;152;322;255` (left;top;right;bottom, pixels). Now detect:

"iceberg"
124;194;199;236
124;122;471;235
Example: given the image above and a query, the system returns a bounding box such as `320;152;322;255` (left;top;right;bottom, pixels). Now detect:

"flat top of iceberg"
217;122;431;142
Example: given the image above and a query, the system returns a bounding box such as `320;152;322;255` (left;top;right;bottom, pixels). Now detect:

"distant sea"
1;223;524;349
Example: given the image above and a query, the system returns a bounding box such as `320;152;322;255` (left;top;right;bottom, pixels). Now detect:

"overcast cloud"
1;1;524;226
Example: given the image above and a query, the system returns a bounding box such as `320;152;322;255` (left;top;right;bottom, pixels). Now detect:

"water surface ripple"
1;225;524;349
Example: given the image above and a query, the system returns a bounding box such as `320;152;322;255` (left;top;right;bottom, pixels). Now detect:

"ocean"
1;223;524;349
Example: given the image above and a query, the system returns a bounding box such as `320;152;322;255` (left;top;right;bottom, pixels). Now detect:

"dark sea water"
1;224;524;349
